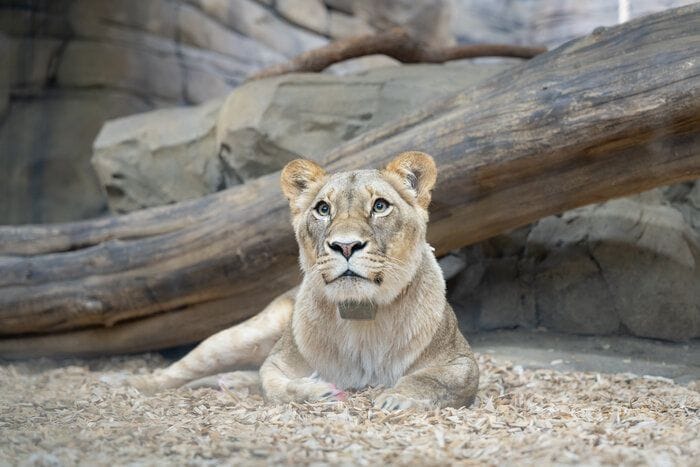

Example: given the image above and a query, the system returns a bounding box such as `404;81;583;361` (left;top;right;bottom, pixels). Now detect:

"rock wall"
1;0;455;224
3;0;692;224
451;0;697;46
0;0;281;223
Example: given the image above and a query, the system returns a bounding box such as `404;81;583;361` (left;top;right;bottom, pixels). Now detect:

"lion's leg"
128;290;295;393
259;330;346;404
373;351;479;410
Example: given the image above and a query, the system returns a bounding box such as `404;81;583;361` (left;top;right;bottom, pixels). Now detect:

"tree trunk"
1;5;699;357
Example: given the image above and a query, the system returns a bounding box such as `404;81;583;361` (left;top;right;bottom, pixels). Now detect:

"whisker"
368;251;410;266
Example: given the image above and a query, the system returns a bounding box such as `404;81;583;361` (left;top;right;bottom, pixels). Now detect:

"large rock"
93;63;511;212
586;201;699;341
533;195;700;341
449;192;700;341
217;63;507;176
448;228;535;333
92;100;222;214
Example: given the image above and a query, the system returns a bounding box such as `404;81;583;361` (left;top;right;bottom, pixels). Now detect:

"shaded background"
0;0;698;343
1;0;693;224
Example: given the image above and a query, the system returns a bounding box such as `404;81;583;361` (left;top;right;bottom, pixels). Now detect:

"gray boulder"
450;192;700;341
93;63;511;212
92;100;222;214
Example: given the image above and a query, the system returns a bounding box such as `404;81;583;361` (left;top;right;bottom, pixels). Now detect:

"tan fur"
125;291;294;394
263;152;478;409
127;152;478;410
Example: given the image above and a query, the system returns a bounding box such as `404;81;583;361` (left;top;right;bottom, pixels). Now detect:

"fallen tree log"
1;5;699;357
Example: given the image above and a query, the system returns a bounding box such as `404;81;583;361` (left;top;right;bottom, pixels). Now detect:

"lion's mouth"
331;269;367;282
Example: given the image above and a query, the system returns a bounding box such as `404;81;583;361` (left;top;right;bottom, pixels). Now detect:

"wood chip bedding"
1;354;697;466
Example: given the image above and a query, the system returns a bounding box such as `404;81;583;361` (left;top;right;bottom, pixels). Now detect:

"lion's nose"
329;240;366;259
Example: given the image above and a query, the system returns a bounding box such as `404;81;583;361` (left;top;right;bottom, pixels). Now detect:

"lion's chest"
300;318;419;390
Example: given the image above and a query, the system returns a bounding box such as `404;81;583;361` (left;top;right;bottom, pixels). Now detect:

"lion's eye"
315;201;331;217
372;198;390;214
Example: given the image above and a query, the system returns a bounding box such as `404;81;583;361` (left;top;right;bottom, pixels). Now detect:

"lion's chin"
323;276;407;307
323;277;379;303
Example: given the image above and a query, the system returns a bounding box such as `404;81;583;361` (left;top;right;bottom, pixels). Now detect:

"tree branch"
248;27;546;80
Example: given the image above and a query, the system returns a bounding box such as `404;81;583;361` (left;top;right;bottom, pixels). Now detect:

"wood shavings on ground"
1;354;698;466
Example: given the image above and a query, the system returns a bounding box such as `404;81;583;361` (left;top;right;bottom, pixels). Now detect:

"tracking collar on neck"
337;300;378;320
337;275;420;320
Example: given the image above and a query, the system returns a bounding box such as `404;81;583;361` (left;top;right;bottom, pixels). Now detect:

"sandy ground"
1;352;698;466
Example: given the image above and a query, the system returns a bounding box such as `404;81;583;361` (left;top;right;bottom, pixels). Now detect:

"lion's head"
280;152;437;305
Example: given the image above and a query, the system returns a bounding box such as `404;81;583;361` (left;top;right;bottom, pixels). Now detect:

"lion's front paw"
99;371;164;394
373;391;431;411
123;374;166;394
111;368;183;395
287;377;347;403
100;372;164;395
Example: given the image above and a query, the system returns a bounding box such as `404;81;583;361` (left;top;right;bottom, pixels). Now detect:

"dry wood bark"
249;28;546;80
1;5;699;357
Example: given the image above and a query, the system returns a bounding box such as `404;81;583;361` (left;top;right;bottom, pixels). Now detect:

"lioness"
128;152;479;410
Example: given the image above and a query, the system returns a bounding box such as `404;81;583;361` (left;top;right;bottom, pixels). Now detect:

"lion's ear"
280;159;326;204
385;151;437;209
